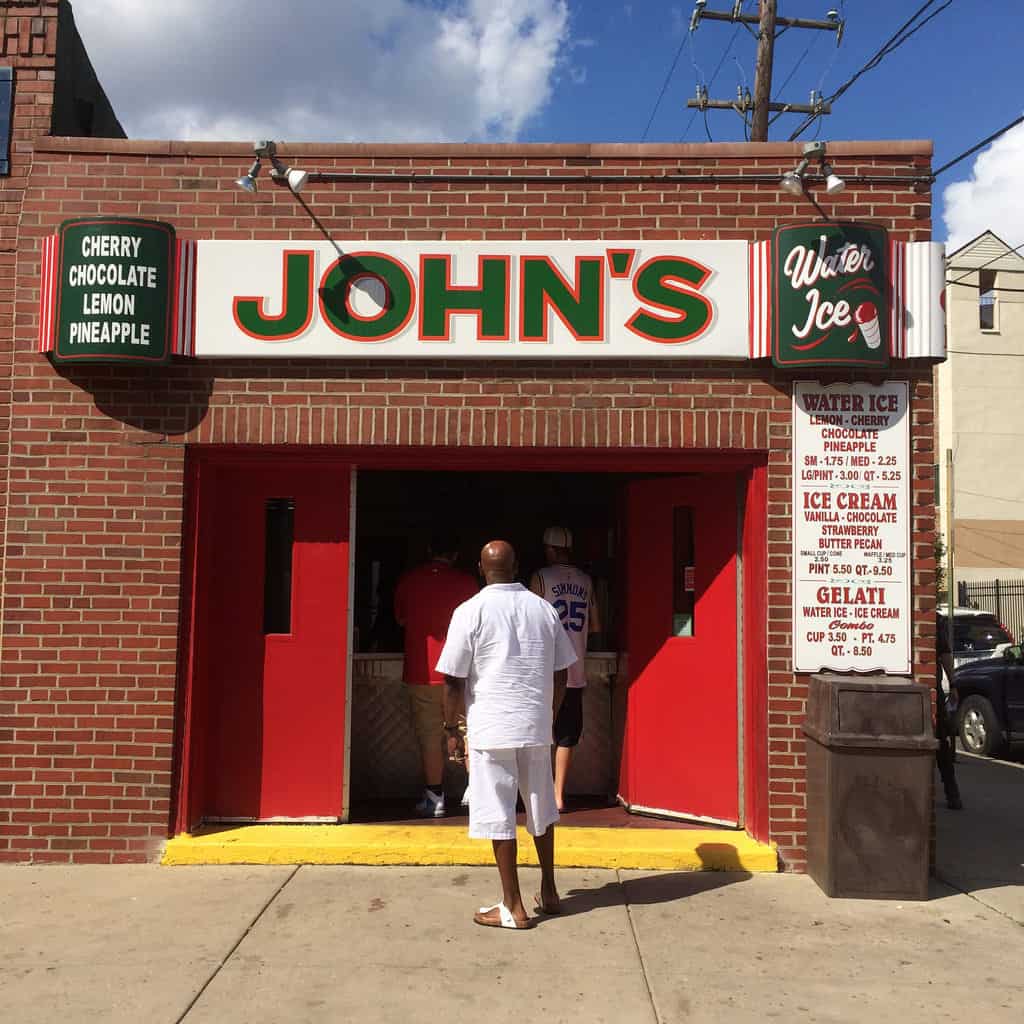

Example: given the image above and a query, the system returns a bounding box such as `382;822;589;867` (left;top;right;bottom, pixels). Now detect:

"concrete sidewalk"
3;863;1022;1023
934;748;1024;924
5;753;1022;1024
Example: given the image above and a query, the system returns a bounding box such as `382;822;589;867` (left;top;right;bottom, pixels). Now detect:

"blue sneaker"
415;790;445;818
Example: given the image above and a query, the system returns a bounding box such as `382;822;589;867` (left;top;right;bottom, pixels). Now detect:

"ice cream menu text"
792;381;910;674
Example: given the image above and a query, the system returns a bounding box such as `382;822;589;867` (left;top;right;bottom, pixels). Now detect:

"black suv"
951;645;1024;756
937;608;1013;669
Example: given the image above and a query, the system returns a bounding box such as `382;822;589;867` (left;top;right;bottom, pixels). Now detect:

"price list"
792;381;910;674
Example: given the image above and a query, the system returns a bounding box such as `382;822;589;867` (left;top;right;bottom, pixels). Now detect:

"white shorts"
467;745;559;840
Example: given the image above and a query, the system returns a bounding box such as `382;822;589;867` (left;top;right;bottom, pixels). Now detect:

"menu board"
792;381;910;674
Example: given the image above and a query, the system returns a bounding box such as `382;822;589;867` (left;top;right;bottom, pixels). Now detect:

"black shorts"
553;687;584;748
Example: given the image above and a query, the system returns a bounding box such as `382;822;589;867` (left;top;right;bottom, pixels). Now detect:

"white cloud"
71;0;570;143
942;119;1024;252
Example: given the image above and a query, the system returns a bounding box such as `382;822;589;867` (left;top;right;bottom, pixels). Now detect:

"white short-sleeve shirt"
435;582;578;750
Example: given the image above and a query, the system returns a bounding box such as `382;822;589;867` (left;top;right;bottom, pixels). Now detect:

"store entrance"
176;451;763;836
350;467;740;826
350;470;623;816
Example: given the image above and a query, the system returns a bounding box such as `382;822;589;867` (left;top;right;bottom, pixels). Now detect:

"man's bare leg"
533;825;560;913
473;838;530;926
553;745;573;812
421;737;444;795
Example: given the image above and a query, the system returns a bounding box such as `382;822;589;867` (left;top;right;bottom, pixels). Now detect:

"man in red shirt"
394;533;478;817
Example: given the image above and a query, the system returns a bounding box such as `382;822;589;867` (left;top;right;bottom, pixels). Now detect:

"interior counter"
350;653;618;801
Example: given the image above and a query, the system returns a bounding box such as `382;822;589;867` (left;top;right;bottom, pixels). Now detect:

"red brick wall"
1;138;936;865
0;2;59;668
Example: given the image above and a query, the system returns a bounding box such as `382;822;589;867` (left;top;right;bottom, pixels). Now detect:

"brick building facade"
0;2;940;869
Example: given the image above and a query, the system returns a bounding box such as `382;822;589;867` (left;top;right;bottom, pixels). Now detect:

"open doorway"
349;470;627;820
176;450;762;838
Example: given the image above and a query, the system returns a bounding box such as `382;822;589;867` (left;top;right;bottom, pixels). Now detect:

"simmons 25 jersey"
532;565;595;688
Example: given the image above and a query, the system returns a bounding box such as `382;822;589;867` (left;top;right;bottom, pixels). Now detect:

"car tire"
957;695;1005;757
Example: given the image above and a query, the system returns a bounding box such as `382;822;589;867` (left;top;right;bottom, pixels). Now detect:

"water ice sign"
792;381;910;674
772;223;889;369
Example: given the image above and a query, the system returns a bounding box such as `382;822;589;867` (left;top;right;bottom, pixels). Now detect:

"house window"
0;68;12;176
979;268;997;331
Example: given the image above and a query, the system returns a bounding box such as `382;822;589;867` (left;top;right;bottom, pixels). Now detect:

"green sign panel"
52;217;175;364
772;222;889;369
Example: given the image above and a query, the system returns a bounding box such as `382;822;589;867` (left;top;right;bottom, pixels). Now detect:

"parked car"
951;645;1024;756
936;606;1014;671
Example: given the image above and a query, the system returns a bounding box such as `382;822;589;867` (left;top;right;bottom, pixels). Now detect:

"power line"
932;114;1024;180
688;3;842;141
946;280;1024;294
789;0;955;140
681;19;745;142
641;28;691;141
946;239;1024;289
775;32;820;95
767;32;822;126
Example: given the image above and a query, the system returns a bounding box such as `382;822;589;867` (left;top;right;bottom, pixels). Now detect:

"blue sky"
532;1;1020;160
74;1;1024;245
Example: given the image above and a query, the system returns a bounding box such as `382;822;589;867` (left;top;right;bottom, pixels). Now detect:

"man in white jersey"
529;526;601;812
436;540;577;930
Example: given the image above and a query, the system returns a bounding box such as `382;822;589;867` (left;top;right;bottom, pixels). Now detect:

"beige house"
937;231;1024;586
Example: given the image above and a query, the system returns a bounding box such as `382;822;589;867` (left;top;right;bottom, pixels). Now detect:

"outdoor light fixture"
778;141;845;196
234;140;310;194
779;166;807;196
285;168;309;193
234;158;261;193
823;163;846;195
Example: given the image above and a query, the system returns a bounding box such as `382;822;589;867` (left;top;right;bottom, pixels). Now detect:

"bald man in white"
436;540;577;930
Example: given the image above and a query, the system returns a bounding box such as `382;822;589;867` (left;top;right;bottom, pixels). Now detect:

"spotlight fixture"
234;157;261;193
779;168;806;196
778;141;845;197
234;140;311;194
823;163;846;195
285;168;309;193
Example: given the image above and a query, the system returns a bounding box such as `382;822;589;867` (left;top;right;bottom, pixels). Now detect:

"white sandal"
474;902;532;930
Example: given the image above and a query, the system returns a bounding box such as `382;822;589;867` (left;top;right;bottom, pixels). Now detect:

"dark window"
672;506;695;637
979;269;997;330
0;67;12;176
952;616;1011;653
263;499;295;634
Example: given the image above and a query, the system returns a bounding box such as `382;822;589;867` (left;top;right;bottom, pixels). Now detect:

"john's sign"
194;240;751;359
37;229;947;363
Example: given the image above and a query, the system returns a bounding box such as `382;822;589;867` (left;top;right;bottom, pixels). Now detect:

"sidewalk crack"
176;865;302;1022
934;870;1024;928
618;869;662;1024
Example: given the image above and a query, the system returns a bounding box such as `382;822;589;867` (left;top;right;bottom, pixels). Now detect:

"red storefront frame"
172;447;769;841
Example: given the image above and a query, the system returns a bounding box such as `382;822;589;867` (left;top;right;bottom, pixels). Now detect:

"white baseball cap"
543;526;572;548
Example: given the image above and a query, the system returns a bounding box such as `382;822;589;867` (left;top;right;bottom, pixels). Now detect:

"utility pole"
750;0;777;142
686;1;844;141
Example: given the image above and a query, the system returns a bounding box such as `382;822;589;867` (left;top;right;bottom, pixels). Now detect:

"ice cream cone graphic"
854;301;882;349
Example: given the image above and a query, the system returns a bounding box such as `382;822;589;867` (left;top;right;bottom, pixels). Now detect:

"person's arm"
588;588;601;635
443;676;466;761
434;604;473;762
552;614;578;716
529;570;543;597
553;668;568;718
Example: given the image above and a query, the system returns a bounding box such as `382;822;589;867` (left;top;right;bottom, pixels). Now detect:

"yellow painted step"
163;824;777;872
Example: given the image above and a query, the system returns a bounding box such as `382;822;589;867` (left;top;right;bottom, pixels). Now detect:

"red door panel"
202;461;350;821
620;474;739;824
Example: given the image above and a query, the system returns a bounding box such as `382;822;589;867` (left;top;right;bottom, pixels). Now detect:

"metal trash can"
803;673;937;900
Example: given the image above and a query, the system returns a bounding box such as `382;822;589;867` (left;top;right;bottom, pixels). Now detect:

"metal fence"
957;578;1024;643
